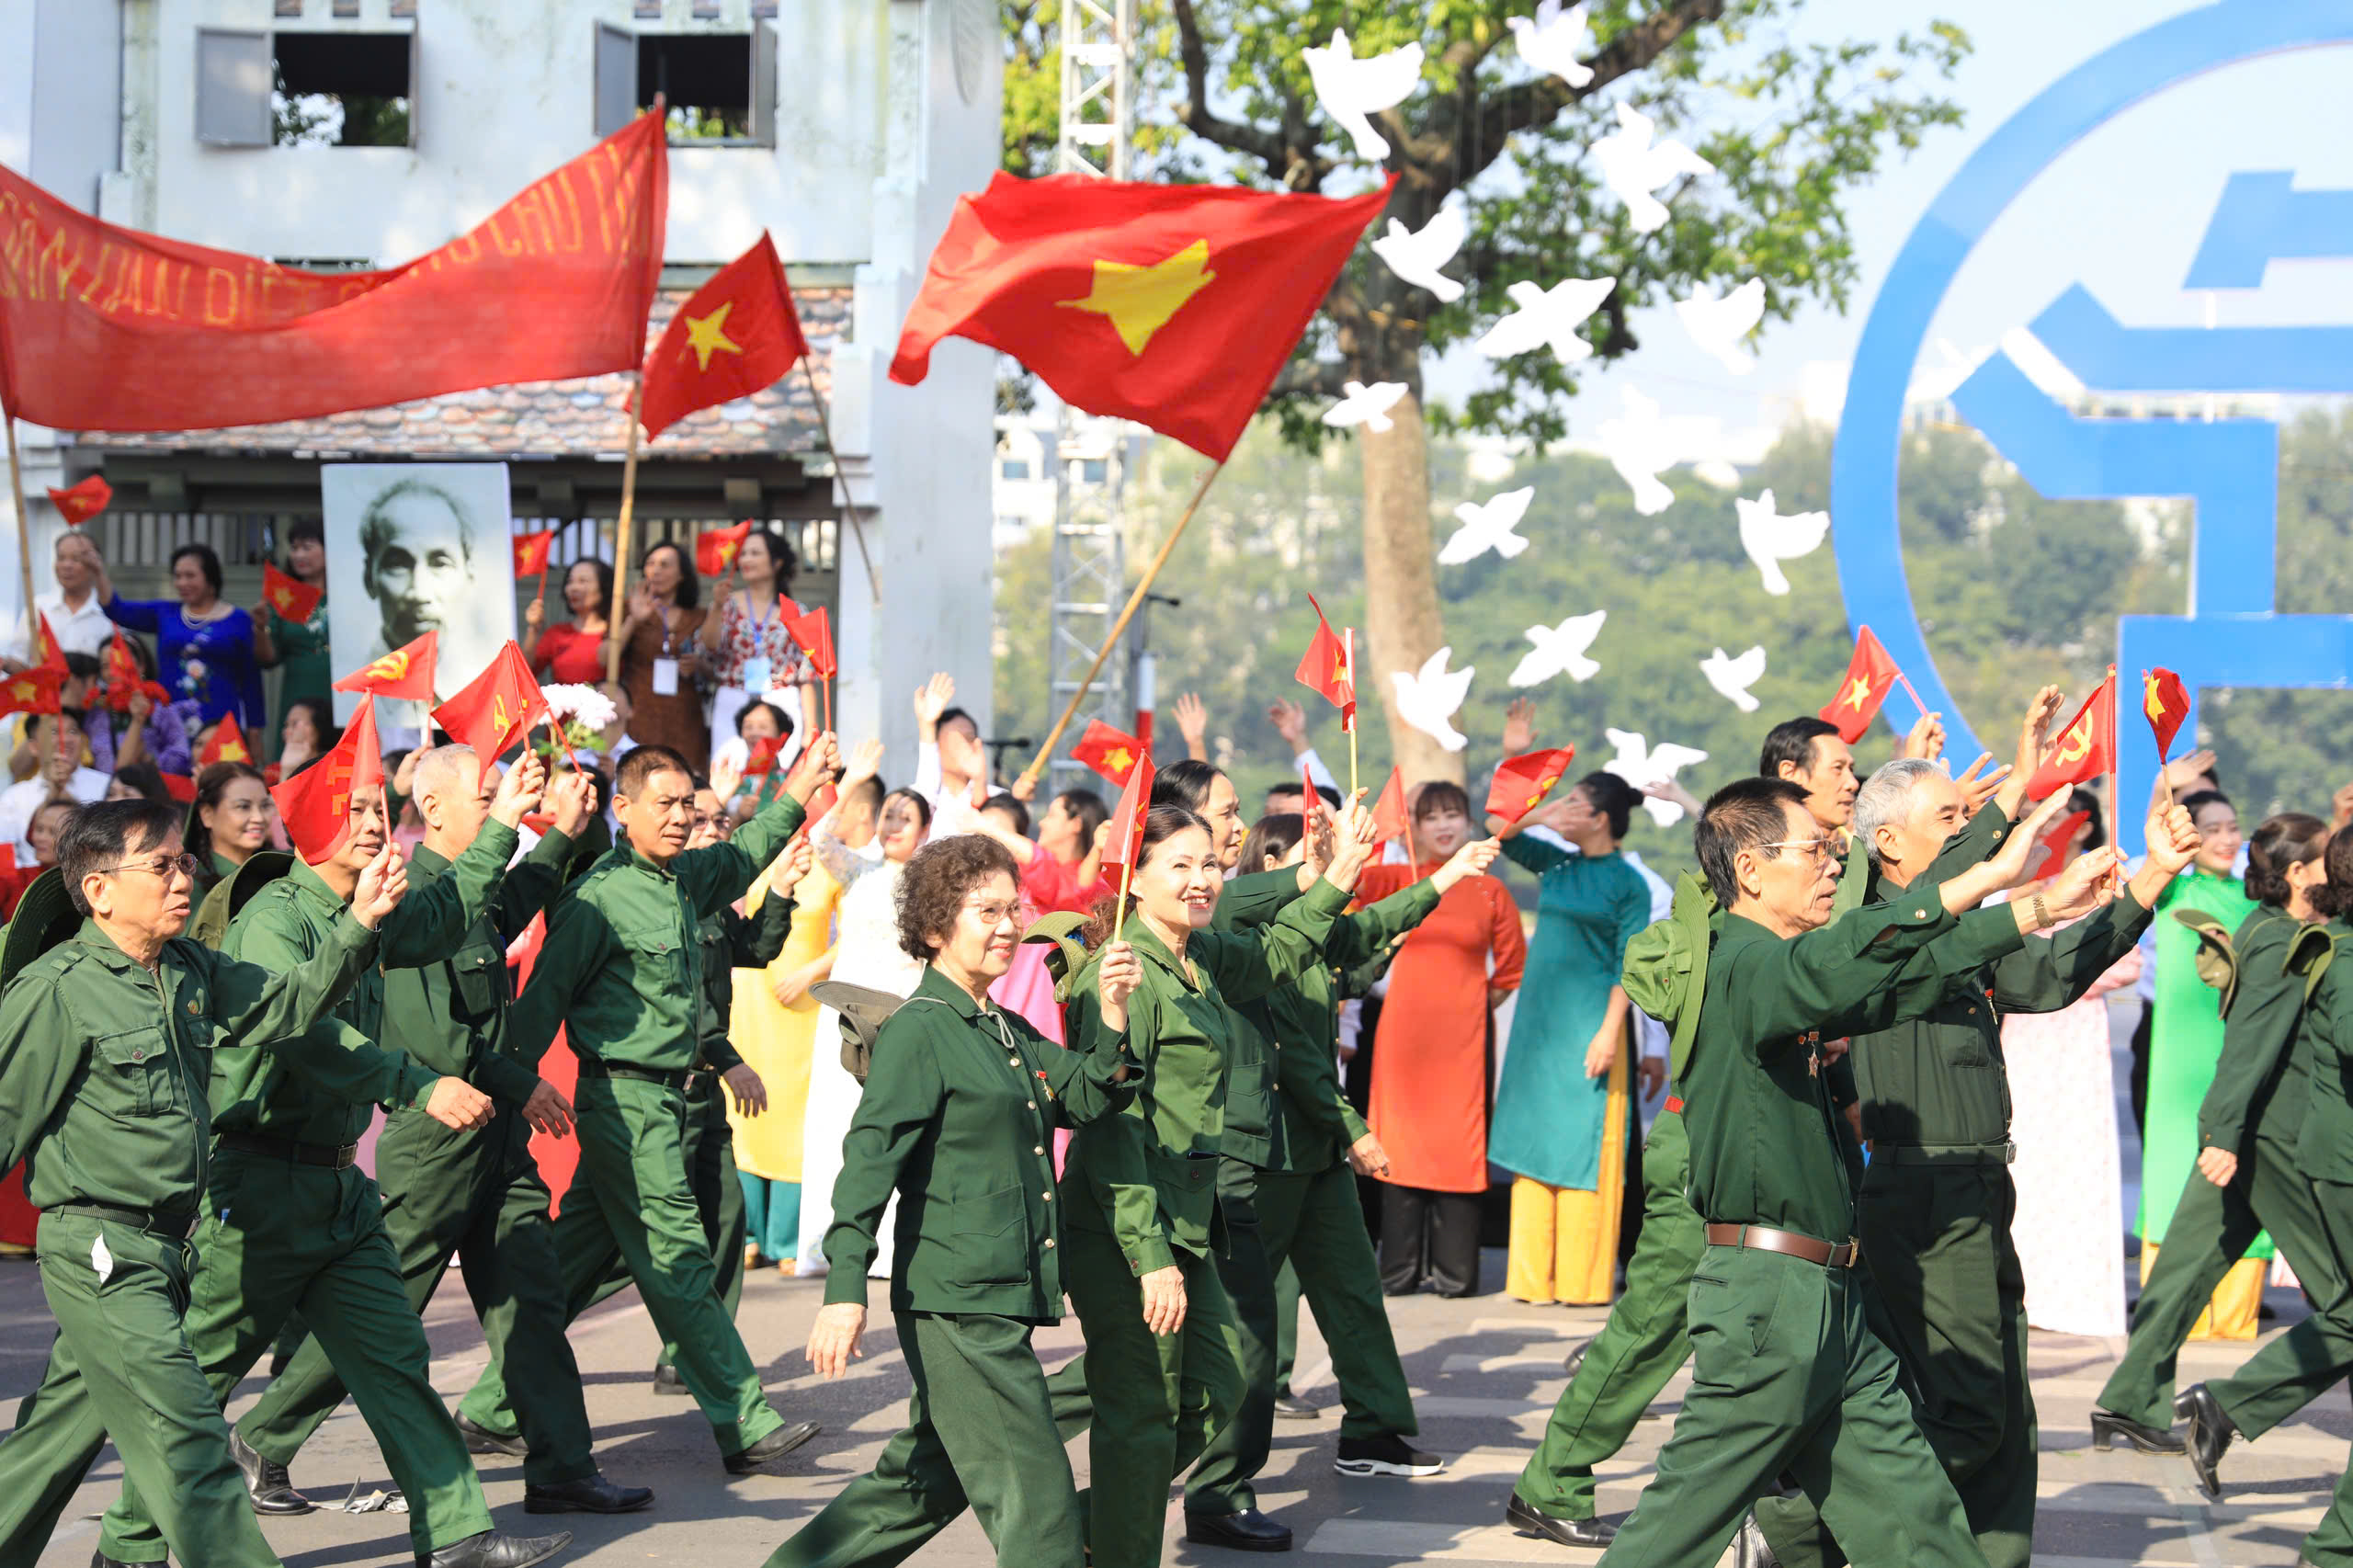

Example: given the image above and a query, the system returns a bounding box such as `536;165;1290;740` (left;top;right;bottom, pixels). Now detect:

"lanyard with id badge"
740;594;784;694
652;605;680;697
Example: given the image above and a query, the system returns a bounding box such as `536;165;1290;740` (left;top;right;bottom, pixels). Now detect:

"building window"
195;27;416;148
1079;459;1108;484
594;22;776;147
1000;459;1031;481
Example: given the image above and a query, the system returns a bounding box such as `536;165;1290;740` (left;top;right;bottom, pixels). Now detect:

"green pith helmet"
188;851;294;950
0;869;84;992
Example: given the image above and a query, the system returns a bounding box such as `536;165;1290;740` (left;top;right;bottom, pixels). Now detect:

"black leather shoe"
1183;1508;1293;1551
415;1529;573;1568
231;1428;313;1516
651;1363;688;1397
1735;1512;1781;1568
1272;1392;1321;1420
457;1415;527;1459
1505;1494;1615;1547
722;1420;821;1474
524;1473;654;1514
2090;1408;2186;1455
1563;1340;1590;1380
2180;1382;2235;1500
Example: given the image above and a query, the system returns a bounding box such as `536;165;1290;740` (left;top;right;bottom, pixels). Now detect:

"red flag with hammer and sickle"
335;631;439;702
271;696;384;864
2025;668;2117;801
431;641;550;764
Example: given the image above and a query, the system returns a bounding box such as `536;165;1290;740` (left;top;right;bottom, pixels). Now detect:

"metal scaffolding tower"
1041;0;1136;803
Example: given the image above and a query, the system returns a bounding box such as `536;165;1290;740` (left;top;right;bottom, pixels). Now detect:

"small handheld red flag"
272;697;385;865
0;669;62;717
199;713;253;767
1071;720;1147;786
2031;808;2092;881
1103;750;1159;871
430;642;550;763
512;529;556;582
46;475;111;526
102;631;141;689
159;771;197;804
28;612;67;676
334;631;439;702
2143;667;2189;760
1485;746;1577;826
262;563;324;625
642;233;810;443
785;605;836;679
1369;767;1409;846
1819;626;1902;744
697;521;755;578
745;735;782;777
1295;595;1356;722
2025;668;2118;800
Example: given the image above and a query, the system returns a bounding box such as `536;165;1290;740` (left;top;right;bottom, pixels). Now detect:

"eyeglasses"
101;852;200;881
1757;836;1840;868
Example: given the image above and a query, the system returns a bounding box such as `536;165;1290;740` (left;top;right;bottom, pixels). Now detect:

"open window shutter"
196;28;273;147
750;21;778;147
593;22;638;139
406;27;422;147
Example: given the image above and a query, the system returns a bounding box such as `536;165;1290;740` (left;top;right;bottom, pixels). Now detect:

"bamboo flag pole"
604;372;647;687
3;403;37;653
1018;460;1226;792
1344;628;1358;798
796;358;880;607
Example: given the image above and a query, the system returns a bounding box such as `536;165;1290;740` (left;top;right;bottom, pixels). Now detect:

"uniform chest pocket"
947;1181;1030;1286
1223;1061;1269;1127
93;1027;175;1117
1946;1003;1999;1068
451;945;507;1017
623;932;688;991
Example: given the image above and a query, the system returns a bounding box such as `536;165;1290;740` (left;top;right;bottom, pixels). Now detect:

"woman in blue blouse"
1488;771;1654;1306
97;542;266;732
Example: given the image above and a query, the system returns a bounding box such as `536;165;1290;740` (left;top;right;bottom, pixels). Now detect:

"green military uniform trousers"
1517;1108;1704;1522
457;1073;780;1457
1595;1244;1983;1568
763;1311;1081;1568
1181;1157;1282;1514
1756;1159;2033;1568
99;1148;497;1561
236;1105;596;1487
0;1212;283;1568
2099;1138;2342;1429
466;1071;746;1434
1273;1257;1302;1394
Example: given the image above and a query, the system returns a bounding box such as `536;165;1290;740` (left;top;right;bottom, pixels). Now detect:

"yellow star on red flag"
681;301;744;372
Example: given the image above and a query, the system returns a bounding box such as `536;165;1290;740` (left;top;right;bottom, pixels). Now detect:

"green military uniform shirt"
693;888;797;1074
214;821;524;1143
0;914;391;1215
821;963;1136;1320
509;792;806;1073
2199;909;2313;1156
2291;921;2353;1183
1206;867;1313;1173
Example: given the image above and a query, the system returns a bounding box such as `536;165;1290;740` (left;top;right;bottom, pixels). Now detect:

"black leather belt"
215;1131;358;1169
1877;1142;2017;1167
574;1058;690;1090
49;1202;201;1239
1703;1222;1861;1268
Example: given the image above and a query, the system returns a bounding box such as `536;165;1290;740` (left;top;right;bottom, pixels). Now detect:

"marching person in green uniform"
1752;760;2199;1568
97;747;577;1568
769;834;1143;1568
455;734;842;1474
0;800;425;1568
1058;794;1381;1568
2093;812;2336;1454
226;744;655;1517
1592;775;2113;1567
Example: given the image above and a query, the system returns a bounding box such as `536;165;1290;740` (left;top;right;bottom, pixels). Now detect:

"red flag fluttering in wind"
46;475;110;526
1369;767;1409;846
102;631;141;691
0;114;666;432
0;669;61;718
1485;746;1577;827
696;521;754;578
785;605;835;679
28;613;66;676
1072;720;1147;787
1294;595;1357;732
262;563;323;625
272;697;384;865
744;735;782;777
642;233;810;443
1103;750;1159;875
2025;668;2118;800
335;631;439;703
199;712;253;767
2143;667;2190;760
512;529;556;582
159;772;196;804
431;642;550;763
1819;626;1902;744
2031;808;2091;881
892;173;1396;461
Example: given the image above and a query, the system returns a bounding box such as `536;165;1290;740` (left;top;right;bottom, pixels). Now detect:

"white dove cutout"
1392;646;1475;752
1700;645;1768;712
1675;278;1766;375
1508;609;1607;687
1438;486;1536;564
1596;385;1677;515
1472;277;1617;362
1736;488;1831;596
1322;380;1409;434
1508;0;1595;86
1370;206;1467;301
1602;728;1710;827
1590;100;1714;234
1302;28;1425;162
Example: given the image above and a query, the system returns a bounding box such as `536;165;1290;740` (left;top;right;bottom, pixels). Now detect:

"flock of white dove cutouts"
1307;6;1830;761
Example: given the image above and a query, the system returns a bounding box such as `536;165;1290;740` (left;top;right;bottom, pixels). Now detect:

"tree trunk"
1358;390;1459;788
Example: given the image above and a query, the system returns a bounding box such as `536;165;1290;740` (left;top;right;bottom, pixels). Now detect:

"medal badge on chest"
1802;1029;1824;1077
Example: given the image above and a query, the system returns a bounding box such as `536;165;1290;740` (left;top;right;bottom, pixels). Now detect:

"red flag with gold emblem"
1819;626;1902;744
785;605;835;679
2143;667;2190;760
1369;766;1409;846
272;697;384;864
46;475;110;526
512;529;556;582
28;612;66;676
1484;746;1577;827
696;521;754;578
431;642;550;763
2025;668;2118;800
891;173;1396;461
641;234;808;442
262;563;323;625
102;630;141;689
1294;595;1356;729
334;631;439;702
0;668;62;717
1072;720;1147;787
1102;750;1158;871
199;712;254;767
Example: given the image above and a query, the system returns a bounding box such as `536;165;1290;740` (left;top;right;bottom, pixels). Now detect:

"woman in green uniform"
252;519;332;745
775;835;1142;1568
1061;798;1381;1568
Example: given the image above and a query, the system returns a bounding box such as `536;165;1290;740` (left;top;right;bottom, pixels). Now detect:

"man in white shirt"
0;709;111;849
3;531;114;666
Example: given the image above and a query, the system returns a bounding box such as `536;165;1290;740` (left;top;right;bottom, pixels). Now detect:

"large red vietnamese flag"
0;114;666;432
640;233;808;441
891;172;1396;460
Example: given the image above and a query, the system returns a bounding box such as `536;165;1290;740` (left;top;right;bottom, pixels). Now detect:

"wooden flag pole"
3;403;37;652
796;357;881;607
1114;846;1137;937
605;372;647;687
1019;460;1226;791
